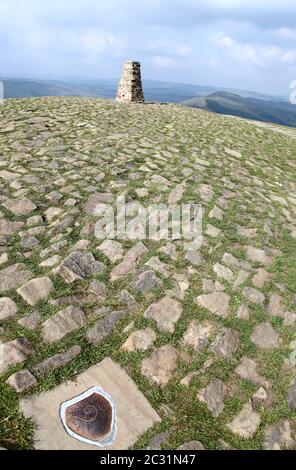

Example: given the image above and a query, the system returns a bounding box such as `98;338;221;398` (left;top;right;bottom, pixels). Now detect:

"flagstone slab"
2;197;37;216
17;276;54;306
0;297;18;321
0;338;32;373
20;358;160;450
0;219;24;235
0;263;33;294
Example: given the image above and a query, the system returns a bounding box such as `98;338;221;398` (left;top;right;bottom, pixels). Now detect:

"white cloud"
214;31;296;66
81;30;126;57
277;27;296;39
151;55;177;67
26;31;50;50
208;58;219;67
149;39;192;57
174;45;192;56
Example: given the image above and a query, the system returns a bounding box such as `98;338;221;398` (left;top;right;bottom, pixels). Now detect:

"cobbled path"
0;97;295;450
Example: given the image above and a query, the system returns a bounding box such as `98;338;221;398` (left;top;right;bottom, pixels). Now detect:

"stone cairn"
116;61;145;103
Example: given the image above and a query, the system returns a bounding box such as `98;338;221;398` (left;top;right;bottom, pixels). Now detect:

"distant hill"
1;77;283;102
182;91;296;127
1;78;294;126
0;79;96;99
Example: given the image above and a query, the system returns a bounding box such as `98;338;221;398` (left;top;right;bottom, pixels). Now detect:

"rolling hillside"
1;78;295;127
182;91;296;127
1;77;283;102
0;97;296;450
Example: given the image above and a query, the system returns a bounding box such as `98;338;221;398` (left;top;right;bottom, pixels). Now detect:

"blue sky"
1;0;296;95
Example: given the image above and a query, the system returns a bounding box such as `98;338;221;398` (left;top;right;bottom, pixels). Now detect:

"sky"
1;0;296;96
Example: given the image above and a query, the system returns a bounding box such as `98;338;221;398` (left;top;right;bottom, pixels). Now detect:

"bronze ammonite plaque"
60;387;117;447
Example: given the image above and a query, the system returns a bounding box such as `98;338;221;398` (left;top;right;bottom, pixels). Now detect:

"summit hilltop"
0;97;295;450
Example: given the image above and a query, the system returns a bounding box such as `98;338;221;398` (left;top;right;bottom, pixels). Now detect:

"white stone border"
60;386;117;448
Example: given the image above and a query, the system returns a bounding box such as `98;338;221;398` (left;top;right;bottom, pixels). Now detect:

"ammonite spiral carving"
65;392;113;442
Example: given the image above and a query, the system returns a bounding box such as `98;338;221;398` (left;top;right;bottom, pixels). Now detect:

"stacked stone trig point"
116;61;145;103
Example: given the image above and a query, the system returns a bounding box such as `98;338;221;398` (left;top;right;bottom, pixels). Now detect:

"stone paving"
20;358;160;450
0;96;295;449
